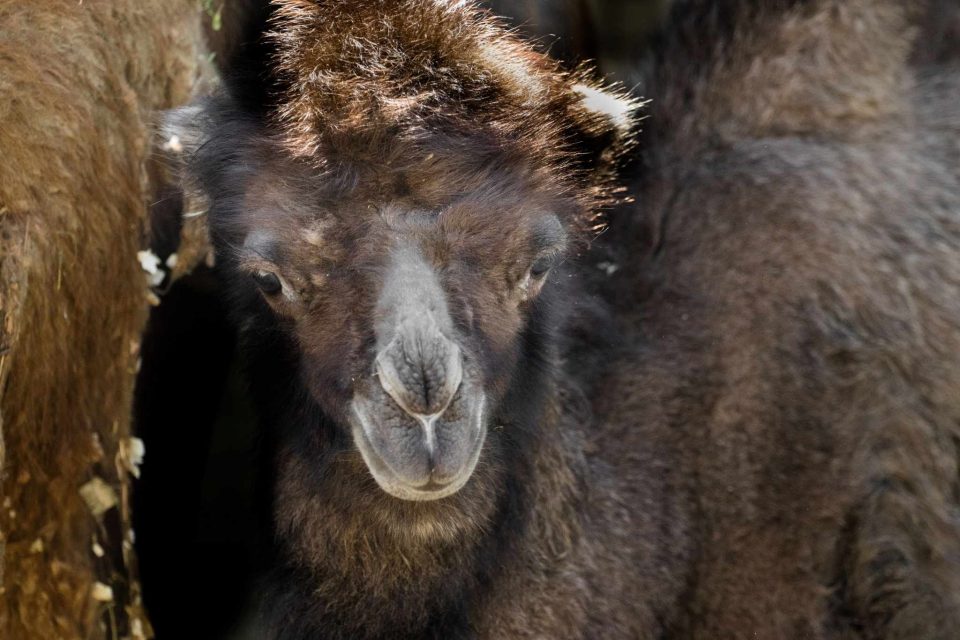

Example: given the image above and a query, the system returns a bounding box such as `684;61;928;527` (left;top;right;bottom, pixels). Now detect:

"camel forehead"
240;192;555;253
240;156;565;236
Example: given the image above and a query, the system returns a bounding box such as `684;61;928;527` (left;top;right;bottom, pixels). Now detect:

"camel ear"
157;105;208;164
561;79;643;182
149;105;214;280
154;104;213;202
572;82;640;141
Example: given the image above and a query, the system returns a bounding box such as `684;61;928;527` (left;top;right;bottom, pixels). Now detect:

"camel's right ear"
154;104;212;206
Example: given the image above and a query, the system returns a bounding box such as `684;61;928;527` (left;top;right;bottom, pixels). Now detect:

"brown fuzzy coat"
0;2;210;637
586;0;960;636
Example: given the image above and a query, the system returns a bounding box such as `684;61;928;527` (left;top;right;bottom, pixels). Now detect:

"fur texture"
173;0;960;638
594;0;960;636
0;2;210;637
267;0;635;213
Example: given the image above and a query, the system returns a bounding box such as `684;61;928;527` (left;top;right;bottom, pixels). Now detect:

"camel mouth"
350;389;487;501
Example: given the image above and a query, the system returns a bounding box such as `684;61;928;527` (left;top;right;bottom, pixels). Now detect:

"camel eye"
530;256;554;279
252;270;282;295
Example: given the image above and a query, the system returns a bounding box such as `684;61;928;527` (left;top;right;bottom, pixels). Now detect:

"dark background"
485;0;670;77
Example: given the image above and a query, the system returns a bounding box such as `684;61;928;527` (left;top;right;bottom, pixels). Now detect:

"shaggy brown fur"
0;2;210;637
593;0;960;636
267;0;633;201
171;0;960;638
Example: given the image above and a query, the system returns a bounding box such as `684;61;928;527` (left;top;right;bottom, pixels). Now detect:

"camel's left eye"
530;256;555;278
252;270;282;295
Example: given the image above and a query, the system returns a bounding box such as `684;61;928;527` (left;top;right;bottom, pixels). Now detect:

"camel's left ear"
571;82;641;141
562;78;643;178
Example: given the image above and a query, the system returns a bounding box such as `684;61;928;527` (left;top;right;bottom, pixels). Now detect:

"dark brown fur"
914;0;960;66
0;2;210;637
172;0;960;638
596;0;960;636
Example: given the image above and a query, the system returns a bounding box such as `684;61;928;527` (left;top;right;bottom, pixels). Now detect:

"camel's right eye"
252;270;282;295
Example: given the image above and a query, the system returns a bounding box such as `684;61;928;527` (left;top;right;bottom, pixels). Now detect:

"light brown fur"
0;2;210;637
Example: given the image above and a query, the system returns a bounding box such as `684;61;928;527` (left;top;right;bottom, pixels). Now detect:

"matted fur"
0;2;210;637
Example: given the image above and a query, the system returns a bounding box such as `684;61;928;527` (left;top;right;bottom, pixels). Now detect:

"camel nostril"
375;330;463;420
